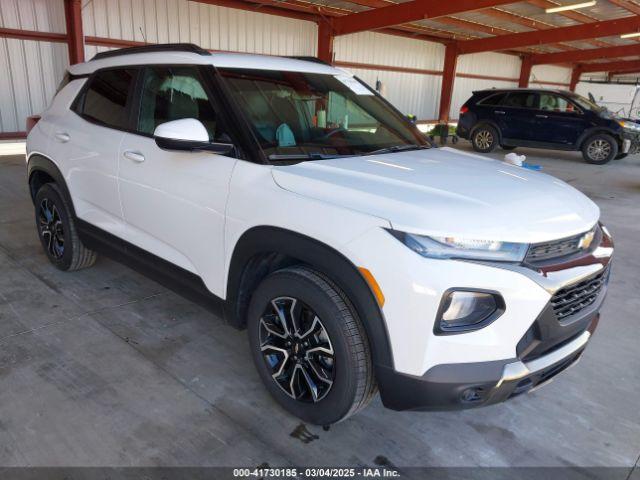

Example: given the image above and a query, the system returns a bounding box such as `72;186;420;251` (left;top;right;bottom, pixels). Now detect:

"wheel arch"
225;226;394;369
577;128;621;150
470;121;503;144
27;154;76;217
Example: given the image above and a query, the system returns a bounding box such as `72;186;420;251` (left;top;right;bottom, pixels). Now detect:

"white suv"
27;44;613;425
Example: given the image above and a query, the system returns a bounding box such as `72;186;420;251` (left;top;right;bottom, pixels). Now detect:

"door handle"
494;110;506;115
54;132;70;143
123;150;145;163
536;114;548;119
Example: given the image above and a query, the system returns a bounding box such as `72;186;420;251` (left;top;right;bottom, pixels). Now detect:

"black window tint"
78;69;136;129
478;92;507;106
503;92;537;108
137;66;217;140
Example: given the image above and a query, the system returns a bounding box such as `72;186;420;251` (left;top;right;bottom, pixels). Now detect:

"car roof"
473;87;572;95
69;46;345;77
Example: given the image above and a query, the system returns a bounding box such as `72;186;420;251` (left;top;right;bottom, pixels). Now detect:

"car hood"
271;147;599;243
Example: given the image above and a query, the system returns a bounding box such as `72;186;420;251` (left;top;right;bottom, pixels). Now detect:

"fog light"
461;387;486;403
435;290;504;334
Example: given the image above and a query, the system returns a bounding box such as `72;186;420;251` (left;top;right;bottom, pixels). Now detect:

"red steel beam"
569;67;581;91
317;22;334;63
531;43;640;65
579;59;640;73
64;0;84;64
457;15;640;54
0;27;67;43
438;43;458;123
331;0;515;36
519;56;532;87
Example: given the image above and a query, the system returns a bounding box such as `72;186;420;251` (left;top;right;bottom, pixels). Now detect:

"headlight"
388;230;528;262
617;120;640;131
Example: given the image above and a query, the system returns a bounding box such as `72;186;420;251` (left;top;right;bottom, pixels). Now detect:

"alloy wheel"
475;130;493;150
587;139;611;162
38;198;65;259
259;296;335;402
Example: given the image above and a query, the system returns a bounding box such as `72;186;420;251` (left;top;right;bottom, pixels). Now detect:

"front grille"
551;268;608;321
525;228;594;263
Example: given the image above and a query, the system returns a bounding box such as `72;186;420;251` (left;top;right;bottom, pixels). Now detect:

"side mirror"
153;118;234;155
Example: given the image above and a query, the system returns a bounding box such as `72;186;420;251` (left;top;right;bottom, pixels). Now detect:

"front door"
533;93;590;147
118;66;237;296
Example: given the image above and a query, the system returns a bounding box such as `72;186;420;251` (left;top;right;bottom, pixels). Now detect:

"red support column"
518;56;532;88
570;66;582;92
438;43;458;123
317;21;334;64
64;0;84;65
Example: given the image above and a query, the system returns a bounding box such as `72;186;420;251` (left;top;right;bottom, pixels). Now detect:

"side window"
478;92;507;106
75;69;136;129
137;66;218;140
503;92;537;109
539;93;578;113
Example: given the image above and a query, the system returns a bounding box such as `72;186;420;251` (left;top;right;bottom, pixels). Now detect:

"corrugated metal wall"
0;0;316;134
0;0;579;133
334;35;523;120
0;0;68;133
334;32;444;119
82;0;317;59
531;64;572;85
452;52;520;118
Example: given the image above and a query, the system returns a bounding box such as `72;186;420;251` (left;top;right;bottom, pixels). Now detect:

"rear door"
48;68;137;236
117;65;237;296
495;91;539;143
533;92;590;147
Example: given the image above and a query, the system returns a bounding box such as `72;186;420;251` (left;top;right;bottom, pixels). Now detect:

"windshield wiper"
268;153;352;161
366;144;429;156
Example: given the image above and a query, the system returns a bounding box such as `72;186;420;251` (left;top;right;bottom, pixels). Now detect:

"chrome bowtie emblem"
578;230;595;250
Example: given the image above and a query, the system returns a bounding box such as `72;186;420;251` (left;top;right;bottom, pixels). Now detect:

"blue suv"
457;88;638;164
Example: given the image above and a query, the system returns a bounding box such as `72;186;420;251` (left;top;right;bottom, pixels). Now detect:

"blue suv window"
503;92;537;109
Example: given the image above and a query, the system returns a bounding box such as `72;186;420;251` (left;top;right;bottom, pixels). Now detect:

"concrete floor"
0;143;639;471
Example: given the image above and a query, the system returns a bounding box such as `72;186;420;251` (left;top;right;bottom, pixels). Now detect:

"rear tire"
34;183;97;271
581;134;618;164
247;266;376;425
471;125;498;153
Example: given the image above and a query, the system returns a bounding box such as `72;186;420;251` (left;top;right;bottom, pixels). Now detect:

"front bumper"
377;312;597;411
622;131;640;154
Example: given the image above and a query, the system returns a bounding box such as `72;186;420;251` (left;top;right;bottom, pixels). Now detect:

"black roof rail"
287;56;331;66
92;43;211;61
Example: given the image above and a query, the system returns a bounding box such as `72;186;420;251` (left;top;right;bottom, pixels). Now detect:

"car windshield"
567;92;605;112
218;68;429;161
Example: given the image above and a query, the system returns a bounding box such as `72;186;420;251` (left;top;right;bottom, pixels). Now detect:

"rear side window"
75;69;137;130
503;92;537;109
477;92;507;106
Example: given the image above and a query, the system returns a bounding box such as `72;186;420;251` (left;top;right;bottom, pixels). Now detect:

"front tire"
471;125;498;153
34;183;97;271
247;266;376;425
582;134;618;164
